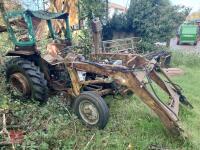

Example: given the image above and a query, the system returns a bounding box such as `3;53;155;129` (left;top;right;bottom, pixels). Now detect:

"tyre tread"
6;57;48;102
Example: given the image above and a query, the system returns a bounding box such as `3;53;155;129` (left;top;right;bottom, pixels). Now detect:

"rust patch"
63;52;192;135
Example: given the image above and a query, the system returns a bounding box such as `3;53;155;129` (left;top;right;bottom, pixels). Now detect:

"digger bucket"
65;53;192;135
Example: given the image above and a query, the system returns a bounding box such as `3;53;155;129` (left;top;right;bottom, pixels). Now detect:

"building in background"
108;2;127;18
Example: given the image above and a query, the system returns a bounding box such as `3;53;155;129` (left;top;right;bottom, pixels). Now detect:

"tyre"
73;92;109;129
5;57;48;102
194;41;197;46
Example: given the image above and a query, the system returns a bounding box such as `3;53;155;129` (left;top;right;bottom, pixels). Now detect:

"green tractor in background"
177;23;199;46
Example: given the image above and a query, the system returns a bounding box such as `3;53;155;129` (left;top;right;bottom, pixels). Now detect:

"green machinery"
1;9;74;101
177;24;199;45
2;10;71;47
0;6;193;135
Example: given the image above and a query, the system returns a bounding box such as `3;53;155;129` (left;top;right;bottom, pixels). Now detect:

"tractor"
0;6;193;136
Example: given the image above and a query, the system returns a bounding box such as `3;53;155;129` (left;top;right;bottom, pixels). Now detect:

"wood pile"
163;68;184;77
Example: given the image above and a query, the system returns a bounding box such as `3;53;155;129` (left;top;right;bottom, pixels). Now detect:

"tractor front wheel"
5;57;48;102
73;92;109;129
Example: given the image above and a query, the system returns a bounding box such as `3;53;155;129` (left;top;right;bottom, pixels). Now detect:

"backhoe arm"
65;53;191;135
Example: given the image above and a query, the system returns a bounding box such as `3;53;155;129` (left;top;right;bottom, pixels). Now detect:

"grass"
0;51;200;149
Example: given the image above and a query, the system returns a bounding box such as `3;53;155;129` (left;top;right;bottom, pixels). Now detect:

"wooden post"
92;18;103;54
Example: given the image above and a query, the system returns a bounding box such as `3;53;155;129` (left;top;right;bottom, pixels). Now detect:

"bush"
73;29;93;58
102;22;113;41
103;0;190;45
136;40;159;53
0;97;77;150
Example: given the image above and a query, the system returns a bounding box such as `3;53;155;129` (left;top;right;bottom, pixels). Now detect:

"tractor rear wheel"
73;92;109;129
5;57;48;102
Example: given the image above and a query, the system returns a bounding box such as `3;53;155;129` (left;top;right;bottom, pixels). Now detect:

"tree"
78;0;108;24
128;0;191;42
106;0;190;44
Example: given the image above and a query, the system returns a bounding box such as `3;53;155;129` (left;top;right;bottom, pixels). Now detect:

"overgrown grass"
171;51;200;68
0;51;200;149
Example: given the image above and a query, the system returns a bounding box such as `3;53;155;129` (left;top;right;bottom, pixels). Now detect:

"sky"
171;0;200;12
110;0;200;12
20;0;200;13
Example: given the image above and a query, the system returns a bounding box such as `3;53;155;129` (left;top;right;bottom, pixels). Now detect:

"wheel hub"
79;100;99;125
10;73;31;97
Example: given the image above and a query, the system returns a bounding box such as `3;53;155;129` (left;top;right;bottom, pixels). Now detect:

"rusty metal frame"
64;52;192;135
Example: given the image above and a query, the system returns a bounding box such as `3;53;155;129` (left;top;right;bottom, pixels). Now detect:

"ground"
170;37;200;53
0;51;200;150
0;31;199;149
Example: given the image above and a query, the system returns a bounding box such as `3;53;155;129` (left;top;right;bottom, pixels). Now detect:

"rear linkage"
65;52;193;136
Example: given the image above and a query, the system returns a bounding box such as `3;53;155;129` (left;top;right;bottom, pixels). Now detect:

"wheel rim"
79;100;99;125
10;73;31;97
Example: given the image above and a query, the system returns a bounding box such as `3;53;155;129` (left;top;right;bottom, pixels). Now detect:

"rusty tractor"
0;6;192;136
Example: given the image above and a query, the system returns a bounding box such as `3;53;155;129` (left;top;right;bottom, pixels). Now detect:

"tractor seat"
43;42;64;65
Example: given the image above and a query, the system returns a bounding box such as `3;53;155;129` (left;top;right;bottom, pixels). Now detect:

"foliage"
0;51;199;149
15;98;75;149
104;0;190;45
102;21;113;41
0;33;13;55
127;0;188;41
109;14;130;32
0;32;200;149
70;0;109;56
136;40;159;53
0;1;200;149
171;51;200;68
79;0;108;23
73;29;93;58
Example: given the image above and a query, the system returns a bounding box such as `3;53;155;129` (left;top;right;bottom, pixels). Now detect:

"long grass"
171;50;200;68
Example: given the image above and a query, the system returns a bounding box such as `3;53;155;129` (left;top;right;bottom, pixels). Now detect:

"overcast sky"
110;0;200;12
21;0;200;13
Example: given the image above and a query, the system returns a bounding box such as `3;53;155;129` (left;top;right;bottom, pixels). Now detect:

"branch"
0;112;16;150
83;133;95;150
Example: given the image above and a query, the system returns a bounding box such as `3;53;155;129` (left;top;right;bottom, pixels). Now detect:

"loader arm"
65;53;192;135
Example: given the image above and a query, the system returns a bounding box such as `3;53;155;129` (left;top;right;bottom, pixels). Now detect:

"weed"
0;51;200;149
